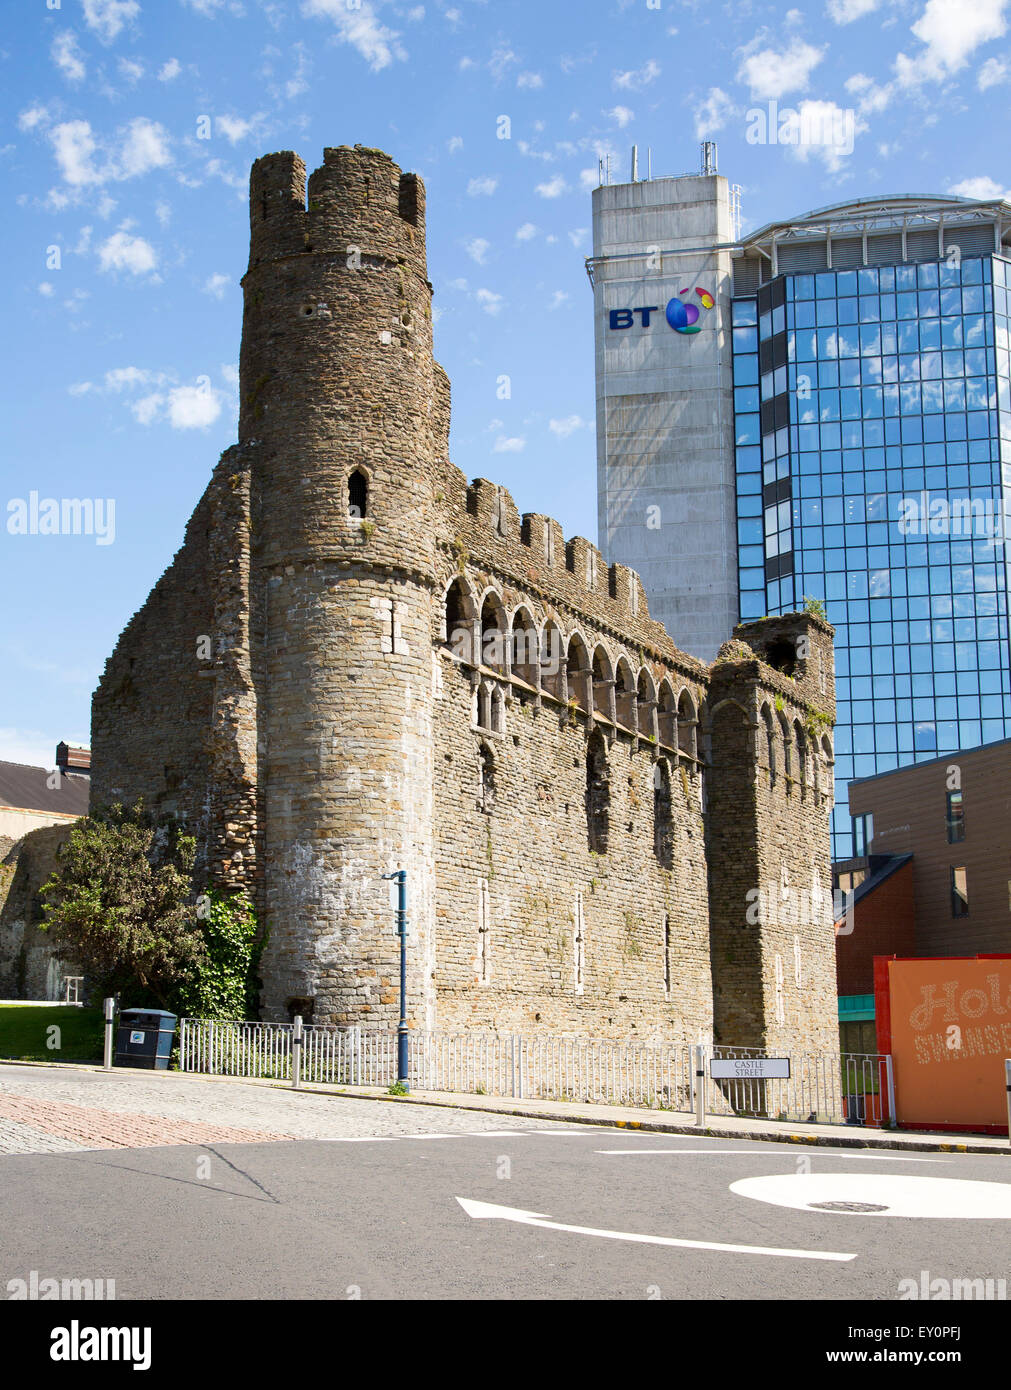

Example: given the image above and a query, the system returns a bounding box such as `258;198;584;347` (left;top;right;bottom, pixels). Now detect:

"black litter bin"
115;1009;177;1069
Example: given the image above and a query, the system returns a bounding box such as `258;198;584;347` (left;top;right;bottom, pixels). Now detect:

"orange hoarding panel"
885;956;1011;1132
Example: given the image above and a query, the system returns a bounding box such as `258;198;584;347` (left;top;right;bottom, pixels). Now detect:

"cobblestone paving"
0;1065;549;1154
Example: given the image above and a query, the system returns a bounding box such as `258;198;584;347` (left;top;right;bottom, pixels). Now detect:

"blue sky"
1;0;1007;769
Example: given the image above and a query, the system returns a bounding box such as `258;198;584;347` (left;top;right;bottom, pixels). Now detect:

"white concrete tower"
592;162;740;661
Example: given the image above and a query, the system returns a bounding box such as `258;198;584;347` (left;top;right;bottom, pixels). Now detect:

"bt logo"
608;287;715;334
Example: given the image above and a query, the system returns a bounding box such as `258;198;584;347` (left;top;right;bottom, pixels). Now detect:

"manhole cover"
809;1200;889;1213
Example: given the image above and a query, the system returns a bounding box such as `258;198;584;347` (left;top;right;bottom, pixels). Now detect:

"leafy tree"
175;891;263;1021
40;801;204;1010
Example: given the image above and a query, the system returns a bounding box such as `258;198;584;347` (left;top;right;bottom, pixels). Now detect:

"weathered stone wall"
90;143;840;1055
0;826;78;999
431;595;712;1045
90;449;258;897
706;614;838;1054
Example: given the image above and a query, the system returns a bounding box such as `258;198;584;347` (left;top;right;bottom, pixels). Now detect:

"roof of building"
0;760;90;818
741;193;1011;252
848;737;1011;788
834;852;913;927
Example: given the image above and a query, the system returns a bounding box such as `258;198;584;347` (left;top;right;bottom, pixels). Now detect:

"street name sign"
710;1057;791;1080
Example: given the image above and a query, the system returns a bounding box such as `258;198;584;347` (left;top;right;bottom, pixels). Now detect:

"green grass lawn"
0;1005;105;1063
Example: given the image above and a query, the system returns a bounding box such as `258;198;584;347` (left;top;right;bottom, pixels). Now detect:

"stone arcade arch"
657;680;676;749
444;576;478;662
585;729;610;853
510;606;540;688
653;757;674;870
480;591;508;674
566;633;591;712
591;645;614;722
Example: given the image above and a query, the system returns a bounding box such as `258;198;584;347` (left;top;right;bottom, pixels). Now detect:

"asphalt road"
3;1125;1010;1301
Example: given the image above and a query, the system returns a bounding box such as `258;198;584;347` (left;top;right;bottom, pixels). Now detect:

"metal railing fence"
179;1018;891;1126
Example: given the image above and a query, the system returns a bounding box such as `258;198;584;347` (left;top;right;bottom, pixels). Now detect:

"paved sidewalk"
0;1062;552;1154
2;1058;1008;1155
299;1081;1011;1154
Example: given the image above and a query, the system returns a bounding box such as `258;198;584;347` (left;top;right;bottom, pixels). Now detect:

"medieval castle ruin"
90;145;839;1053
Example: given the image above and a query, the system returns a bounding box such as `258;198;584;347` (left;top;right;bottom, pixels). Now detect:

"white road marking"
731;1172;1011;1218
320;1136;399;1142
455;1197;857;1262
597;1149;951;1161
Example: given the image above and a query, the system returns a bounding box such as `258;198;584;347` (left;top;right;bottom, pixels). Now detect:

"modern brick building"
90;145;839;1053
834;737;1011;1047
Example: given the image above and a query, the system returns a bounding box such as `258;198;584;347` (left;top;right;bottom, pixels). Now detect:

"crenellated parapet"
248;145;427;279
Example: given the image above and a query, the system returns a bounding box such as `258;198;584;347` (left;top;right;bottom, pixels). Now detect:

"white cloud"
83;0;141;43
38;282;55;297
517;71;543;88
947;175;1011;199
105;365;160;390
116;118;171;177
785;100;868;172
203;272;231;298
51;121;102;187
845;71;894;114
568;228;588;248
166;384;222;429
407;6;425;20
515;222;537;241
535;174;569;198
158;58;182;82
118;57;144;83
517;140;555;162
548;414;587;437
465;237;490;264
132;393;163;425
97;228;158;275
737;37;824;99
52;32;87;84
467;175;498;196
47;118;172;193
128;382;223;429
488;46;518;82
475;288;504;316
548;290;569;310
155;200;171;226
447;135;463;154
579;167;601;192
18;106;51;133
826;0;879;21
978;54;1008;88
694;87;737;139
606;105;635;128
613;59;660;90
216;115;257;144
301;0;407;73
493;435;525;452
894;0;1008;88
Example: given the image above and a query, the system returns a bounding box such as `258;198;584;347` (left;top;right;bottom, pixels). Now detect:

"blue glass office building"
730;197;1011;854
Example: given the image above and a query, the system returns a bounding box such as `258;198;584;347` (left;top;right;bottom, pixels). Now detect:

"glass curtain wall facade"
732;254;1011;854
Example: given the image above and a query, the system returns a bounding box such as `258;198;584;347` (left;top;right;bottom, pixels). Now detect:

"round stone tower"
240;145;444;1027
